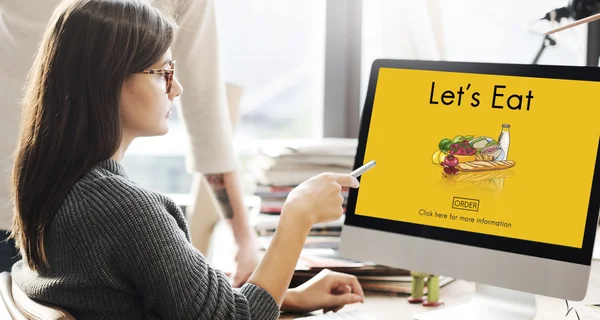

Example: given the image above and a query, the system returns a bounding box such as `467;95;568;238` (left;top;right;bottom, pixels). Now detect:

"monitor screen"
345;60;600;265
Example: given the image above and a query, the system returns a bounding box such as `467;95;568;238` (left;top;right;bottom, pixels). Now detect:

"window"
217;0;326;140
360;0;588;106
122;1;326;195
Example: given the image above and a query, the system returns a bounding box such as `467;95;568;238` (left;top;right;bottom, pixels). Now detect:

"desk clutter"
247;138;454;296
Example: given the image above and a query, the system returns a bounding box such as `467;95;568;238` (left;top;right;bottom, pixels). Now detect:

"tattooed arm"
205;173;235;219
205;171;260;287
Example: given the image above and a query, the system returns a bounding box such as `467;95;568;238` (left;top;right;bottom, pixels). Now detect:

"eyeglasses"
138;60;175;94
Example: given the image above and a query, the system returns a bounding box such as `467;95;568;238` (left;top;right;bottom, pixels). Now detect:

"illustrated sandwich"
457;160;516;172
475;153;495;161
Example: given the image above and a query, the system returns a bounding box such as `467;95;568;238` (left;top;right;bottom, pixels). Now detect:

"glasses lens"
166;73;173;94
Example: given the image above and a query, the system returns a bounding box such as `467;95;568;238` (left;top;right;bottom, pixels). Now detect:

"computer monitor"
338;59;600;320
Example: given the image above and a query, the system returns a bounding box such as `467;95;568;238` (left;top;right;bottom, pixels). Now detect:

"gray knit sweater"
11;159;280;320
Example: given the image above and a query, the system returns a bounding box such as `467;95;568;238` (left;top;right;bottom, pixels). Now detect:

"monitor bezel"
344;59;600;266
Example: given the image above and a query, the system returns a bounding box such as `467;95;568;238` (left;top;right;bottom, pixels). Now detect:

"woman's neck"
112;134;134;162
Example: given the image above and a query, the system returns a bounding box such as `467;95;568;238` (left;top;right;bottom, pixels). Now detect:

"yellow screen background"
355;68;599;248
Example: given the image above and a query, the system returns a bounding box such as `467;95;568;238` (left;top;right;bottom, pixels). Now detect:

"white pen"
350;160;376;178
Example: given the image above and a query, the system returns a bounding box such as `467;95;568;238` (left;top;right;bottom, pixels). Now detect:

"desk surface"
208;222;600;319
279;260;600;319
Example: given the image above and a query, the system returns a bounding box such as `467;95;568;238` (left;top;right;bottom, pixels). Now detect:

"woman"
9;0;364;319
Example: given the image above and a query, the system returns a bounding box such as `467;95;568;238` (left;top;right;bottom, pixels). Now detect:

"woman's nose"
169;77;183;99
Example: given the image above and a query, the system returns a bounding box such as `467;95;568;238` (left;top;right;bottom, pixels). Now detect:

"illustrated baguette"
455;169;515;182
457;160;516;172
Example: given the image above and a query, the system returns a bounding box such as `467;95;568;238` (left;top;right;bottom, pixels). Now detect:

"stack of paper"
250;138;357;188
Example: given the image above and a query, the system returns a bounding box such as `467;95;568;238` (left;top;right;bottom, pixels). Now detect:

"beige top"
0;0;237;230
165;0;238;174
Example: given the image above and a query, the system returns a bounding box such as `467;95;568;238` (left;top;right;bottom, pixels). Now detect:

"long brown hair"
10;0;176;271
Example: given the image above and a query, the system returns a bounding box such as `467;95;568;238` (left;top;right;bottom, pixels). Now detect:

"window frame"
322;0;363;139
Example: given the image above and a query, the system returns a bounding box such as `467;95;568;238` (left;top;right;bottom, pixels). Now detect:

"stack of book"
294;268;453;295
249;138;357;236
257;236;454;295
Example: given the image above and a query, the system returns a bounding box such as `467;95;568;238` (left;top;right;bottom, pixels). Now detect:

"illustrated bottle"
498;124;510;160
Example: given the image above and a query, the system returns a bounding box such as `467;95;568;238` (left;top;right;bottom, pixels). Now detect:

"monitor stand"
413;283;537;320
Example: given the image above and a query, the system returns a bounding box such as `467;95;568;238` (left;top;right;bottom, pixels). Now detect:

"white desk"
281;261;600;319
208;221;600;319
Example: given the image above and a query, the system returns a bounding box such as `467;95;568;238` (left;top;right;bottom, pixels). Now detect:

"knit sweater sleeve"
92;179;279;320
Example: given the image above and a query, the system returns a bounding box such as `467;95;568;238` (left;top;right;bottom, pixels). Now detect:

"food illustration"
431;124;514;177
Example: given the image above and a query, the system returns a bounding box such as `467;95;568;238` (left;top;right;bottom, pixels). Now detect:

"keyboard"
296;310;376;319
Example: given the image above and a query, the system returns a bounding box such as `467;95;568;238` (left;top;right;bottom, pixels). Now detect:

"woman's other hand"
281;269;365;314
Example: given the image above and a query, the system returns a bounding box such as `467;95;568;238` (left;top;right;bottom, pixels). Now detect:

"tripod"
531;34;557;64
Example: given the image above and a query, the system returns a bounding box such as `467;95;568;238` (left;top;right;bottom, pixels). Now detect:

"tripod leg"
532;40;547;64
